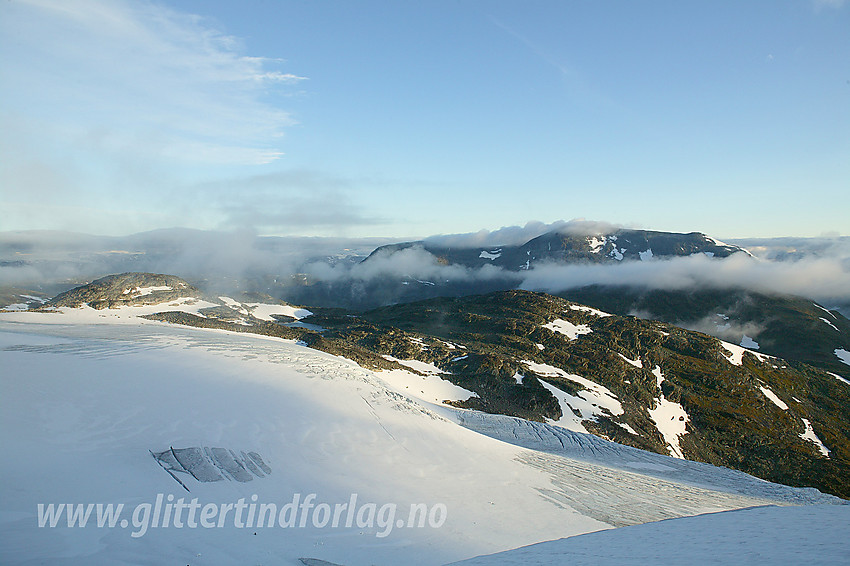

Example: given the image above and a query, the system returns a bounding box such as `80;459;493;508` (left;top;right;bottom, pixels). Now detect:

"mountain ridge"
364;228;746;271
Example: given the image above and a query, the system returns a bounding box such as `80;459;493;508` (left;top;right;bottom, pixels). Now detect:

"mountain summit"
364;229;746;271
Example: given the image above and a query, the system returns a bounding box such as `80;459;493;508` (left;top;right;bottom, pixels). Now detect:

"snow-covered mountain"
2;295;846;565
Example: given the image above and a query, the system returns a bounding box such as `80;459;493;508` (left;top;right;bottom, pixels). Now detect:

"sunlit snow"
543;319;592;340
522;360;624;435
647;366;690;459
479;249;502;260
719;340;769;366
759;386;788;411
617;353;643;369
799;418;831;457
569;305;612;317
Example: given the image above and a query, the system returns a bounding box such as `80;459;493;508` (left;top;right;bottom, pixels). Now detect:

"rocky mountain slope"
27;274;849;499
555;286;850;379
47;272;203;309
306;290;849;499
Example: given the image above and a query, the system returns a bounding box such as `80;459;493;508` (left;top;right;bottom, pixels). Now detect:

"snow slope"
1;310;845;565
449;504;850;566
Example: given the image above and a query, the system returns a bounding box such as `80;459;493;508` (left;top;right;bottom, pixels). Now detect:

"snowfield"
1;309;847;565
449;504;850;566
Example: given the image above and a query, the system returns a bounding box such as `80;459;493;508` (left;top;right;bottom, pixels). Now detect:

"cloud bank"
520;252;850;307
2;226;848;312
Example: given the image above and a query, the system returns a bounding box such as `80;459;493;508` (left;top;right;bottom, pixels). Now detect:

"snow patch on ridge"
123;285;173;296
828;372;850;386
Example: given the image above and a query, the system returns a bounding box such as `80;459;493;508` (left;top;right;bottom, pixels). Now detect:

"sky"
1;0;848;240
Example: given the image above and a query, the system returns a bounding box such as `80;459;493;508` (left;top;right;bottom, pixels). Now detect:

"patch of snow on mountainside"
123;285;173;296
829;372;850;386
820;318;840;332
800;418;831;457
522;361;624;434
587;236;605;252
759;386;788;410
569;305;612;317
647;366;689;459
479;249;502;260
814;303;837;319
835;349;850;367
740;334;760;349
543;319;592;340
617;353;643;368
719;340;769;366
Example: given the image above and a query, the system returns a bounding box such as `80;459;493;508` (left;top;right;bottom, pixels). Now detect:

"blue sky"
1;0;847;239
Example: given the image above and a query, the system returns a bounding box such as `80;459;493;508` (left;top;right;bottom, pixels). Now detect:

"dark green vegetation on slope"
555;286;850;378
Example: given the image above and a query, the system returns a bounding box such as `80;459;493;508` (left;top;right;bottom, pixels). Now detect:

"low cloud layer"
2;227;848;311
305;245;515;284
520;252;850;307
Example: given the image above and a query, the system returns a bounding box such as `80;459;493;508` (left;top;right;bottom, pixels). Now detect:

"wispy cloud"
191;170;389;234
813;0;846;10
0;0;303;166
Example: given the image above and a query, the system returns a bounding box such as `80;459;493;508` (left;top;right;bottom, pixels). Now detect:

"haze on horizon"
1;0;848;239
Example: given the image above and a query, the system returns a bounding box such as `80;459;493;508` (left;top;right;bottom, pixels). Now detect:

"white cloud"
520;253;850;306
0;0;302;166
